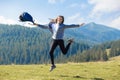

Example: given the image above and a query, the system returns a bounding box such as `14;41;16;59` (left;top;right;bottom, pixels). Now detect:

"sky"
0;0;120;29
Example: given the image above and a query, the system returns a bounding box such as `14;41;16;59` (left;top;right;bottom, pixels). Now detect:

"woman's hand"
33;23;39;26
79;23;85;27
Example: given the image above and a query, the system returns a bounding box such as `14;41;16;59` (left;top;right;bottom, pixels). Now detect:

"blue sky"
0;0;120;29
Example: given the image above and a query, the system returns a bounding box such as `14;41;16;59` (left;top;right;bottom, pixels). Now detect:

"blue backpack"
19;12;34;23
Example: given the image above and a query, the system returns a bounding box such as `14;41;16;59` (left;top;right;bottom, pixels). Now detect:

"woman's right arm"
33;23;49;29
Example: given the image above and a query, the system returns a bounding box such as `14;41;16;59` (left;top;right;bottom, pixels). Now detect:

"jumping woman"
33;15;85;71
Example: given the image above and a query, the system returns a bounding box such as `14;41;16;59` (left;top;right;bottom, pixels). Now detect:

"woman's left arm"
64;23;85;28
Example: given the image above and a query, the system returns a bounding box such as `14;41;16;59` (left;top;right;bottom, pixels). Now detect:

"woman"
33;15;84;71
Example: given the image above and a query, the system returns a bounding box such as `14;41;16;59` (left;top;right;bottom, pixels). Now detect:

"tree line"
0;24;119;64
67;40;120;62
0;24;90;64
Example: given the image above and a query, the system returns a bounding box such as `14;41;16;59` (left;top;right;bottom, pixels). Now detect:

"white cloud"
89;0;120;18
0;16;17;25
48;0;65;4
109;16;120;29
0;16;37;27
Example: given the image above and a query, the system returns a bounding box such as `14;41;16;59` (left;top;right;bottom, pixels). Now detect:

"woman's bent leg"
58;40;72;55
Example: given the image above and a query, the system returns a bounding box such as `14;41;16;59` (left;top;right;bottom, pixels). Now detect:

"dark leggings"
49;39;71;66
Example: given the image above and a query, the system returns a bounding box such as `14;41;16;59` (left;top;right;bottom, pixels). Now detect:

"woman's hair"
57;15;64;24
49;15;64;24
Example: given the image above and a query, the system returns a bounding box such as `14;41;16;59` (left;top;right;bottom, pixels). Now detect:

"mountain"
0;23;120;64
65;22;120;44
0;24;90;64
1;22;120;44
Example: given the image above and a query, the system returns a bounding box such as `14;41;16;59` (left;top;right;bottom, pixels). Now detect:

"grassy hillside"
0;56;120;80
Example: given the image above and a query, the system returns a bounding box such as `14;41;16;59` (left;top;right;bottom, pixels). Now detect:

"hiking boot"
49;65;56;72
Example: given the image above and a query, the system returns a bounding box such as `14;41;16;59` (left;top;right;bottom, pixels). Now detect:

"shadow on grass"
60;75;69;77
73;75;86;79
60;74;86;79
91;77;104;80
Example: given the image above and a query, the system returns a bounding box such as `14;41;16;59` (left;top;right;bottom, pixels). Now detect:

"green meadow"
0;56;120;80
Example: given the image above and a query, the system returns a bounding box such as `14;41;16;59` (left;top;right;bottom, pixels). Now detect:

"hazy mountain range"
65;22;120;44
0;22;120;44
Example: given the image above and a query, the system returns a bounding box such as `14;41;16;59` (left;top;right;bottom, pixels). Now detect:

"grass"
0;56;120;80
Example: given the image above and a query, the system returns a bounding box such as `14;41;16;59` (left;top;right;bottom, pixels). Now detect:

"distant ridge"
65;22;120;44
